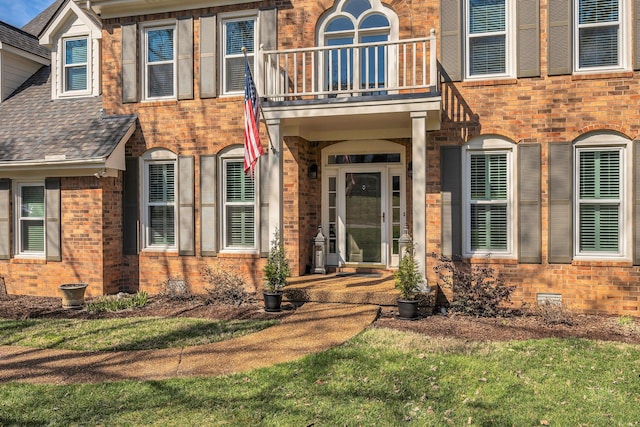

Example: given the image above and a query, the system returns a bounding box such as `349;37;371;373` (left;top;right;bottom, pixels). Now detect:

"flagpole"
242;47;277;155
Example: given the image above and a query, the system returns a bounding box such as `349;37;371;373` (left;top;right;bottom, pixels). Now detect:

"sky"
0;0;52;29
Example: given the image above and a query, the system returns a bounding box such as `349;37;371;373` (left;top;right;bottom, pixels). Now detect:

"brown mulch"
1;294;639;346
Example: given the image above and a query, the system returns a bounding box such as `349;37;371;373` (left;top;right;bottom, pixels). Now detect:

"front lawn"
0;317;278;351
1;328;638;426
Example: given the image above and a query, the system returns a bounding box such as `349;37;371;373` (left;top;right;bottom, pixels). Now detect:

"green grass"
0;317;277;351
1;327;639;426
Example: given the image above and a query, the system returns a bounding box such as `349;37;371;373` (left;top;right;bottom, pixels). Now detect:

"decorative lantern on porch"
313;225;327;274
398;225;412;263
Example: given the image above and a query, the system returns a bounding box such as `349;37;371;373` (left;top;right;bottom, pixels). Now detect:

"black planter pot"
263;291;283;312
397;299;419;320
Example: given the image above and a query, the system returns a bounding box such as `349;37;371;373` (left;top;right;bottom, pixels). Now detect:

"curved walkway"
0;303;379;385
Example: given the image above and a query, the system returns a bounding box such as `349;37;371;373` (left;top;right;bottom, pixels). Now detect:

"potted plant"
394;243;423;319
263;228;291;312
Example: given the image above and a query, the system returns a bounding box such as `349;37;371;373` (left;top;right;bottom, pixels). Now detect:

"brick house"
1;0;639;315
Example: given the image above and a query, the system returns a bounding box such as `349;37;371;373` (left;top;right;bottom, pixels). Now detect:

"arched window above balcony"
317;0;398;94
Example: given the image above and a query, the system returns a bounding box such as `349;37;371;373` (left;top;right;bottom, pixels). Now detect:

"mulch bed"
1;294;639;345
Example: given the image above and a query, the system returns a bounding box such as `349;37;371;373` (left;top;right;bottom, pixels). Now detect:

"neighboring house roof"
0;21;50;59
21;0;66;37
0;66;136;166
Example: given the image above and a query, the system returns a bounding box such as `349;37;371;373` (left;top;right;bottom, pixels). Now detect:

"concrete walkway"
0;303;379;385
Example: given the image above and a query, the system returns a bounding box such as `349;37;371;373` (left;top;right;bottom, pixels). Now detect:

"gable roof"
0;66;136;168
0;21;49;59
21;0;66;37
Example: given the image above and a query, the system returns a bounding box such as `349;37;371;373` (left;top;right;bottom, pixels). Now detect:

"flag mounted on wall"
243;58;265;175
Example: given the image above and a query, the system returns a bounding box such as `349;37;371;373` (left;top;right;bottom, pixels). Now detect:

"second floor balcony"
259;30;439;102
259;31;442;140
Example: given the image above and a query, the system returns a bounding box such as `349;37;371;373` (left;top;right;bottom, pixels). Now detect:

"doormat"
336;273;383;278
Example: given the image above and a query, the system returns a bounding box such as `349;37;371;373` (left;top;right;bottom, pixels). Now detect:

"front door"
345;171;383;264
322;141;406;269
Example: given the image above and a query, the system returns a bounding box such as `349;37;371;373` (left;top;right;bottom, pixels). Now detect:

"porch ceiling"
262;94;441;141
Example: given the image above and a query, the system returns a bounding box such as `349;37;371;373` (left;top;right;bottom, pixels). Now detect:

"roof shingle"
0;66;136;165
0;21;49;59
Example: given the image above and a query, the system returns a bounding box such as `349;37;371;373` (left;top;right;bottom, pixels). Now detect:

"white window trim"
218;146;260;253
220;12;257;97
60;35;91;97
14;181;46;259
141;21;177;101
462;136;517;258
573;0;630;73
140;149;178;252
573;132;631;260
464;0;516;80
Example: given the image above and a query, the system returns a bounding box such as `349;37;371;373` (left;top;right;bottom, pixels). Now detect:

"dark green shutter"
517;0;540;77
518;143;542;263
45;178;61;262
0;179;10;260
200;155;217;256
200;15;217;99
121;22;138;103
441;146;462;258
259;155;269;257
548;0;572;75
440;0;463;82
548;143;573;263
177;17;194;100
178;156;195;256
123;157;139;255
259;7;277;51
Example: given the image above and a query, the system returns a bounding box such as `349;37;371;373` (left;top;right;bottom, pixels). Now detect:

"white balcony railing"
259;29;438;101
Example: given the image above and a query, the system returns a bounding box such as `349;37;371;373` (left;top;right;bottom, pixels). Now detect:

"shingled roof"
0;21;49;59
0;66;136;166
21;0;66;37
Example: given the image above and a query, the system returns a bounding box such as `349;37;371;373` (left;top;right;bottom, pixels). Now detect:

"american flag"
243;59;264;175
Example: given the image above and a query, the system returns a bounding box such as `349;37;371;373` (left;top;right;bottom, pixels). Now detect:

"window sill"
217;251;261;259
138;99;179;107
461;78;518;88
140;249;179;257
572;258;632;267
11;257;47;264
571;71;633;81
463;256;518;264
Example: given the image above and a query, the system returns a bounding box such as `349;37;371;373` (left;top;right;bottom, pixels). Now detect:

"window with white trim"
220;148;258;250
463;137;516;257
142;151;177;250
143;24;176;99
318;0;398;93
574;0;624;71
63;37;88;93
16;183;45;256
221;15;256;95
465;0;513;79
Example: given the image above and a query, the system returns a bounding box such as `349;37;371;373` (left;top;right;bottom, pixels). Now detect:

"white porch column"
265;118;283;241
411;111;427;282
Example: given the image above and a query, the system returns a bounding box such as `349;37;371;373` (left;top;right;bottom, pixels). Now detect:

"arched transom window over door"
317;0;398;94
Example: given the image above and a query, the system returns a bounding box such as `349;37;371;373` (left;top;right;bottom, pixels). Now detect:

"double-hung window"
16;183;45;256
465;0;512;78
144;158;177;249
63;37;88;93
575;0;622;71
463;137;515;257
221;15;255;94
143;25;176;99
576;148;622;254
222;157;257;250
